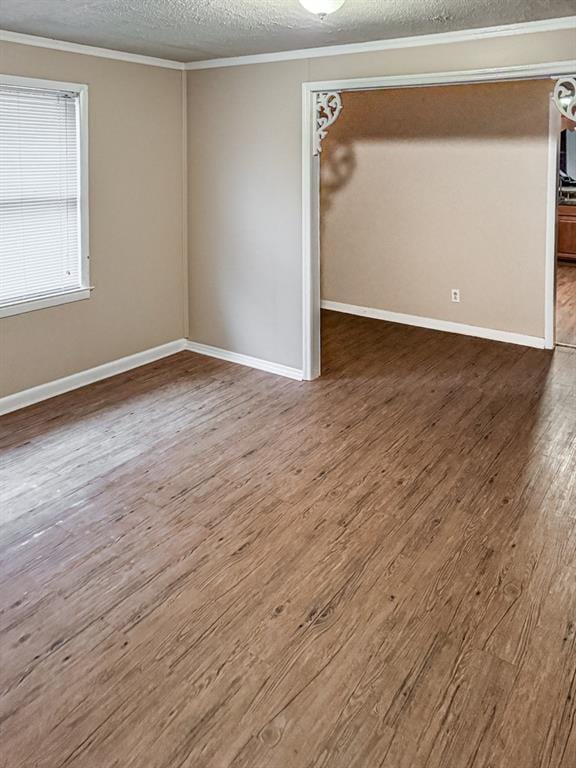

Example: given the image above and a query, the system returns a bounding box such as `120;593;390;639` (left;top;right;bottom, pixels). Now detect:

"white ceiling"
0;0;574;63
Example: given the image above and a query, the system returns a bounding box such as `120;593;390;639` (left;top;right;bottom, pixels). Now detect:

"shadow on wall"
318;79;555;338
320;140;357;224
319;80;555;219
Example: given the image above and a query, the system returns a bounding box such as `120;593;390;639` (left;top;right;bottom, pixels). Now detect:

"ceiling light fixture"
299;0;347;20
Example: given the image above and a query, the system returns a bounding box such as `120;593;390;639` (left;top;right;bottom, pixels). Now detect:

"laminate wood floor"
557;263;576;347
1;310;575;768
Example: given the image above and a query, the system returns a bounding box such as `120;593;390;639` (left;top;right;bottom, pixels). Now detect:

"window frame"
0;73;90;319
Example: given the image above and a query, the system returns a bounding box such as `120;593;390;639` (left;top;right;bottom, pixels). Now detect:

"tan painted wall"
0;42;185;397
187;59;308;367
187;28;575;369
1;27;574;396
321;80;553;337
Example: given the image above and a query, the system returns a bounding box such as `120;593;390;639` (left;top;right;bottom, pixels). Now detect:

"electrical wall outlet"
451;288;460;303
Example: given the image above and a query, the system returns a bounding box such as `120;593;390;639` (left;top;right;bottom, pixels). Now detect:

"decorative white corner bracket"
313;79;575;154
553;77;576;121
314;91;343;155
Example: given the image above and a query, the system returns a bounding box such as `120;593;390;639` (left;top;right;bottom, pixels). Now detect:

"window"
0;76;89;318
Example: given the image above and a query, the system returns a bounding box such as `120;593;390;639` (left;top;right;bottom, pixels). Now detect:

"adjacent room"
320;80;557;370
1;2;575;767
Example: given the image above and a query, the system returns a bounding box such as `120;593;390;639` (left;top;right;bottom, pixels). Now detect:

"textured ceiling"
0;0;574;62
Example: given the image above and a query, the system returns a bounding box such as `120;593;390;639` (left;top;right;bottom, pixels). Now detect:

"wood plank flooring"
557;263;576;346
1;310;575;768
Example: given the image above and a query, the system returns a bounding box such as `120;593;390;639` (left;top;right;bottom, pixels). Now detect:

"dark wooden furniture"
558;203;576;263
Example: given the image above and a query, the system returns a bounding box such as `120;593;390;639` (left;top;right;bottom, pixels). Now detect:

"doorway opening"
556;125;576;347
302;66;576;380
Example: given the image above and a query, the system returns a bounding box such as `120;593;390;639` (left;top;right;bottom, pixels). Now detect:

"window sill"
0;287;92;319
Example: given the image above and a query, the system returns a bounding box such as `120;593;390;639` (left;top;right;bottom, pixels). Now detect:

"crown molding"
0;29;185;69
1;16;575;73
185;16;576;71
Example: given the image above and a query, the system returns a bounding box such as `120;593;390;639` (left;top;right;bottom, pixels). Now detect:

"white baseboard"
186;340;303;380
321;300;546;349
0;337;303;417
0;339;187;416
5;304;539;416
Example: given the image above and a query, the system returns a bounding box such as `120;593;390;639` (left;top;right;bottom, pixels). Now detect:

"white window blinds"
0;82;84;307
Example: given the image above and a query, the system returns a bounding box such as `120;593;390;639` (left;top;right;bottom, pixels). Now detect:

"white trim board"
185;16;576;70
185;341;303;381
321;301;547;350
305;60;576;93
1;16;574;72
0;339;187;416
0;29;185;69
545;95;562;349
0;339;303;416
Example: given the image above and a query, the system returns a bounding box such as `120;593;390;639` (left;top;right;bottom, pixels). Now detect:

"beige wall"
187;59;308;367
0;42;185;397
1;27;574;397
321;80;553;337
187;28;576;370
